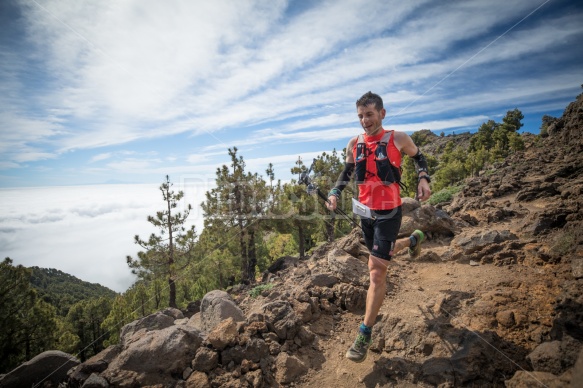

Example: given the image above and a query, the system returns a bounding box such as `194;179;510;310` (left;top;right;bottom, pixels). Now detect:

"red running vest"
352;129;402;210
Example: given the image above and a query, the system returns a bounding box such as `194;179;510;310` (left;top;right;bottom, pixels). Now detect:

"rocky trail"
296;219;571;388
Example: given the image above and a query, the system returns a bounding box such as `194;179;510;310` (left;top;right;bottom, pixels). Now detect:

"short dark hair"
356;91;383;111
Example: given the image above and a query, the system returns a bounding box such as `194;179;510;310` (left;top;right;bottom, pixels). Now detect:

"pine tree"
501;108;524;132
470;120;497;151
126;176;197;308
311;150;345;242
465;146;490;177
61;297;111;362
201;148;268;284
289;157;319;257
101;287;141;347
0;258;58;373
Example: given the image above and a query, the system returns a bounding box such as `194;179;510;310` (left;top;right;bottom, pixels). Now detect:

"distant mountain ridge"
29;267;118;316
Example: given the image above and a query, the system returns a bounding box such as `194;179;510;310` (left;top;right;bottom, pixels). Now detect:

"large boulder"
401;197;422;214
526;341;563;375
0;350;79;388
207;317;239;350
67;345;120;387
186;312;203;331
161;307;184;320
305;272;340;288
399;198;458;237
520;207;570;235
326;247;369;286
527;336;582;376
192;347;219;372
186;370;211;387
262;300;302;340
332;283;367;313
274;352;308;384
102;325;203;387
119;311;175;347
262;255;299;281
80;373;109;388
221;337;270;365
451;229;518;255
334;228;369;259
200;290;246;332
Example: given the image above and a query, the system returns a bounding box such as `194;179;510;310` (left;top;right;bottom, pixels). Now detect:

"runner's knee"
369;256;388;284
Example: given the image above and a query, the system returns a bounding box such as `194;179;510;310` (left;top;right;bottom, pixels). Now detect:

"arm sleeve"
412;149;429;174
329;163;355;198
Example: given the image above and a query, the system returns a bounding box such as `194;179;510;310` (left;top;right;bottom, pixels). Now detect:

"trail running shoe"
345;333;372;363
408;230;425;258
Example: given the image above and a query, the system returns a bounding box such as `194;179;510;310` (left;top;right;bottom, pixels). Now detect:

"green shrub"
428;185;464;205
249;283;275;298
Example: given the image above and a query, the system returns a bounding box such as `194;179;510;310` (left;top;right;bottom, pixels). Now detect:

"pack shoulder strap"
357;130;393;145
379;130;393;145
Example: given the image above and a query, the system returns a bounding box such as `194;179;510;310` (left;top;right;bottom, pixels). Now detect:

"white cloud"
13;151;57;163
390;72;582;121
90;152;112;163
0;183;208;292
0;161;20;170
0;110;61;165
18;0;289;147
186;150;228;164
200;115;491;154
106;157;161;171
13;0;519;151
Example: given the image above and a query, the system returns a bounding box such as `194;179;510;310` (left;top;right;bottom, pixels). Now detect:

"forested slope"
30;267;117;316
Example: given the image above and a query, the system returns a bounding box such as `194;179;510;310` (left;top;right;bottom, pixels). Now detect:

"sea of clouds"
0;182;208;293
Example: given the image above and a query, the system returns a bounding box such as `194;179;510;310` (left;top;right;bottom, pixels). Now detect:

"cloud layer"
0;183;207;292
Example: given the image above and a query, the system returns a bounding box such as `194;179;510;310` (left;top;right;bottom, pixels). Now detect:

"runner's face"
357;104;385;136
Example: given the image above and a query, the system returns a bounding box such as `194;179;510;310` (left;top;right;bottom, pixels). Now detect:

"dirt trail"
297;220;563;387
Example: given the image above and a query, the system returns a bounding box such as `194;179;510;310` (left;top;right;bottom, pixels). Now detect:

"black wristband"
418;175;431;183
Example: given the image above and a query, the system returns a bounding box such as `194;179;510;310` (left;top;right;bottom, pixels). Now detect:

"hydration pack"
354;131;402;186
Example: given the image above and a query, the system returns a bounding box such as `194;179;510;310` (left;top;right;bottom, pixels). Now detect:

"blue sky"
1;0;582;188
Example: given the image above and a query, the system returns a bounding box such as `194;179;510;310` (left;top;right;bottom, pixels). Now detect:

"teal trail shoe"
408;229;425;258
345;333;372;363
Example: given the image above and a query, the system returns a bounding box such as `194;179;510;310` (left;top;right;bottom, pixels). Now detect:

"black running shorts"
360;206;402;261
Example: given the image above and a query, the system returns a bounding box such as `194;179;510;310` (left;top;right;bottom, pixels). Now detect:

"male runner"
326;91;431;362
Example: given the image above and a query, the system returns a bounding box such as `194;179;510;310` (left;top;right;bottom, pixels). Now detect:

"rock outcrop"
0;350;79;388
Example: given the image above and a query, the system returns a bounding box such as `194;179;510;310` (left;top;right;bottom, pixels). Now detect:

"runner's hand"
326;195;337;211
417;179;431;201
